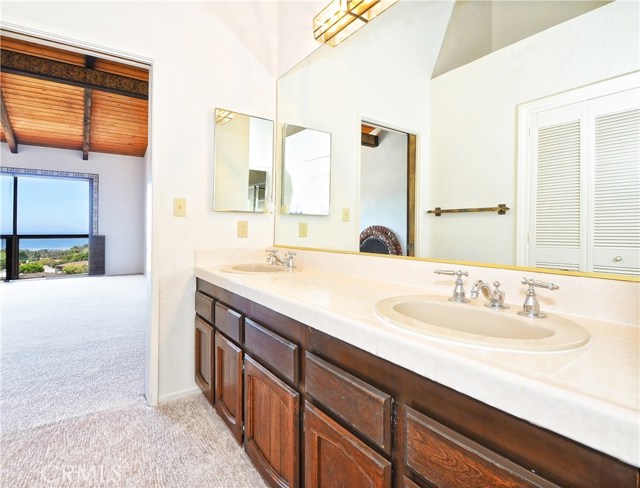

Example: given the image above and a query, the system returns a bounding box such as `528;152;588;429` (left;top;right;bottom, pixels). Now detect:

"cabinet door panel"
304;402;391;488
245;355;299;488
194;316;214;405
215;332;243;444
402;405;554;488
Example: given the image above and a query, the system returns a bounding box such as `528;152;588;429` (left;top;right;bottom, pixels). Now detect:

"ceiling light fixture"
215;109;235;126
313;0;399;47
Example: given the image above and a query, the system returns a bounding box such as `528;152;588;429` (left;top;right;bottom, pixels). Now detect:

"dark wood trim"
0;89;18;153
0;49;149;100
82;88;93;160
406;133;416;256
361;132;379;147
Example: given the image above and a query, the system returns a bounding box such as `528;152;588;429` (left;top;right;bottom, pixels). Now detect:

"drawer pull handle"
614;256;623;262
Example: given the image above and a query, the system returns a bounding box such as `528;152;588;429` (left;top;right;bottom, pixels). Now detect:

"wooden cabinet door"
214;332;243;444
194;316;214;405
244;355;299;488
304;402;391;488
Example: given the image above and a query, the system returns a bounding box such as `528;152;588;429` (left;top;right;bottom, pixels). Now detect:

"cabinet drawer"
305;352;392;454
195;291;214;323
402;405;555;488
214;302;243;344
245;319;299;385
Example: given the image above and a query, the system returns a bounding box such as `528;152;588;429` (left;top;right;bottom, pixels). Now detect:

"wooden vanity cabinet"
195;279;640;488
244;355;299;488
304;401;392;488
214;331;244;444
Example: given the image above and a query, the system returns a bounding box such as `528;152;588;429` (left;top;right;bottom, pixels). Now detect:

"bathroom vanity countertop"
195;264;640;467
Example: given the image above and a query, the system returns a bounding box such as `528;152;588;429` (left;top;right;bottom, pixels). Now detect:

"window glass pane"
1;239;6;278
17;176;90;235
19;237;89;279
1;175;14;234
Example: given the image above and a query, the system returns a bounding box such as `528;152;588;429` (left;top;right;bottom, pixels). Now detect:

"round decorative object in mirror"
359;226;402;255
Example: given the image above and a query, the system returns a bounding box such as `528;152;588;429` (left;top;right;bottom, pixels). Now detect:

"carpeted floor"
0;275;267;488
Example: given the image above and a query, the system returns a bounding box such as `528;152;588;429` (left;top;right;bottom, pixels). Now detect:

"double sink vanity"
193;248;639;488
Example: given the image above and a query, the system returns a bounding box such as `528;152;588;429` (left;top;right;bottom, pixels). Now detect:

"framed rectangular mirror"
281;124;331;216
213;109;274;213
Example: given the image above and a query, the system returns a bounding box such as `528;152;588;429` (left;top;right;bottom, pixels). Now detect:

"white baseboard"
158;387;201;404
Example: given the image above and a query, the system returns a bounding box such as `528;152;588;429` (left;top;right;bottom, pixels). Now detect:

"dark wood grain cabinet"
304;401;391;488
195;278;640;488
214;331;243;444
244;354;299;488
194;316;214;405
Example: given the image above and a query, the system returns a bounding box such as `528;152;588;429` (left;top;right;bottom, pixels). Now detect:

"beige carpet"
0;275;267;488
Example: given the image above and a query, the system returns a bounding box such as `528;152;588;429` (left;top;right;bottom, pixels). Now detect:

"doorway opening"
359;121;416;256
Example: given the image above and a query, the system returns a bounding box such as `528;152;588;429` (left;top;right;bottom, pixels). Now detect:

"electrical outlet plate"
173;198;187;217
342;208;350;222
237;220;249;238
299;222;308;238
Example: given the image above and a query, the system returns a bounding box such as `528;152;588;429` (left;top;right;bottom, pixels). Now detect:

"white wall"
1;1;277;402
1;144;145;275
428;1;639;264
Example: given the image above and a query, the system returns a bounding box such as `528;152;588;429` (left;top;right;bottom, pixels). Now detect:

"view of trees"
1;244;89;275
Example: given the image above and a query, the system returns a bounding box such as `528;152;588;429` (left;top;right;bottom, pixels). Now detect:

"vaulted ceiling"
0;36;149;159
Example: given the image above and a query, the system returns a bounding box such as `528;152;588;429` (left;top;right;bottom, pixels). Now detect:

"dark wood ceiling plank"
1;49;149;100
0;89;18;153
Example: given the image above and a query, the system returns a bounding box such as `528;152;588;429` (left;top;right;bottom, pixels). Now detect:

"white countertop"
195;255;639;467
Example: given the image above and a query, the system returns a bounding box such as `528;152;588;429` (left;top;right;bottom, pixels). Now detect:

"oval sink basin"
221;263;300;275
374;295;590;352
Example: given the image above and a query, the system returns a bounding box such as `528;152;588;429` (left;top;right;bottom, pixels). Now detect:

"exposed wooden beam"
82;88;93;160
0;89;18;153
82;56;95;161
1;49;148;100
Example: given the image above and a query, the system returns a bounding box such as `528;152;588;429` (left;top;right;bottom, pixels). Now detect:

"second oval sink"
374;295;590;352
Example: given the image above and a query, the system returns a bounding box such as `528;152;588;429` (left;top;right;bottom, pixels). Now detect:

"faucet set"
266;249;297;270
434;269;558;318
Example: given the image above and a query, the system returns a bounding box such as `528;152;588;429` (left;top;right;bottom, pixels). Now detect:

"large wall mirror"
274;0;639;279
213;109;274;212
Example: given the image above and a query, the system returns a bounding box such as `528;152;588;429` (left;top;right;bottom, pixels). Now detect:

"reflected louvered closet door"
592;89;640;275
528;86;639;276
530;103;585;271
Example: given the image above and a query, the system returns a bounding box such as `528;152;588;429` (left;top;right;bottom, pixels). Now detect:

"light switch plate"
173;198;187;217
299;222;308;238
342;208;350;222
237;220;248;238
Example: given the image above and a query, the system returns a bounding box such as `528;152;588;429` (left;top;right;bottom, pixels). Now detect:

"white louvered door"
528;87;639;276
591;90;640;275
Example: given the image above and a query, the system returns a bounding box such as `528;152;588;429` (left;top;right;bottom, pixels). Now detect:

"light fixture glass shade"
215;109;235;126
313;0;398;47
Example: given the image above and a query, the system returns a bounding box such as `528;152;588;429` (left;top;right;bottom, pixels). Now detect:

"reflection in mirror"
281;124;331;216
275;0;639;279
213;109;274;212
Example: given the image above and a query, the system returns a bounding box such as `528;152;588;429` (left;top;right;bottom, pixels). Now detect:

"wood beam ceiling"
82;56;95;160
0;89;18;153
0;49;149;100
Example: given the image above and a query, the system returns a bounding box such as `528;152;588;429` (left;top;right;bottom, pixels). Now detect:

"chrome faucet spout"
470;280;508;309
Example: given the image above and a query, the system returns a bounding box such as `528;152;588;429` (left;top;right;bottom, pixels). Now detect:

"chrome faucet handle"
266;248;280;265
434;270;470;303
284;251;297;269
518;277;558;318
